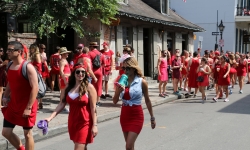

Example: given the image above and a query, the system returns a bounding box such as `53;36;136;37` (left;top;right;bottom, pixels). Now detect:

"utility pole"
215;10;218;50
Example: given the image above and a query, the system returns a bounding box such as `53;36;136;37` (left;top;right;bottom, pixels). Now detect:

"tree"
0;0;119;38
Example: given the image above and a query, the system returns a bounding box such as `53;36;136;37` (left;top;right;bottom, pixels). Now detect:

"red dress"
2;61;38;127
237;61;247;76
66;94;93;144
60;63;71;89
120;87;144;134
88;49;104;96
181;58;188;76
197;68;209;87
50;54;60;75
31;61;42;74
218;63;230;86
188;58;199;88
213;62;221;83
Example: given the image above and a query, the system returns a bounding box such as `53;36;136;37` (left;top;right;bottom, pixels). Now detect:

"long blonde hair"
29;44;40;62
123;57;144;78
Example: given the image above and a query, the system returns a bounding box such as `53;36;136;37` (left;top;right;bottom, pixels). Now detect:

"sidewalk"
0;83;180;150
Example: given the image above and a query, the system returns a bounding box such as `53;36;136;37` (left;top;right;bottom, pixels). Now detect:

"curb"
0;95;179;150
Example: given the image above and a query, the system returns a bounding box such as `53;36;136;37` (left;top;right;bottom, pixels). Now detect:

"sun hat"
37;120;48;136
59;47;71;55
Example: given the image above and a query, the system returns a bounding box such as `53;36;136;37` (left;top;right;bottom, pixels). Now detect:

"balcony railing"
236;5;250;16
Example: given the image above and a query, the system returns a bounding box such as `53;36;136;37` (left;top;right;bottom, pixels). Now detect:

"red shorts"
60;77;69;89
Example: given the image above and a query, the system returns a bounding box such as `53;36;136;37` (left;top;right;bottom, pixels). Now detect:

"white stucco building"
171;0;250;53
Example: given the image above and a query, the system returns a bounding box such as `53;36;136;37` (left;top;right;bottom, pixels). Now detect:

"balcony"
236;5;250;16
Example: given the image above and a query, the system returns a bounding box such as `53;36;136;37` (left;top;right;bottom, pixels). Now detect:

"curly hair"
62;63;89;102
123;57;144;78
29;44;40;62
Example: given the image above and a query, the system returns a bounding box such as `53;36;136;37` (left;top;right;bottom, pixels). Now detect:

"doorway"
143;28;152;76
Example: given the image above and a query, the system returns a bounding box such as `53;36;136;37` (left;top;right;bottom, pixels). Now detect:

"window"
161;0;169;14
18;22;34;33
122;27;132;46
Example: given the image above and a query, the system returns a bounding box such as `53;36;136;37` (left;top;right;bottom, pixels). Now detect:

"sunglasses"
77;47;82;49
122;67;131;71
7;48;18;52
75;70;85;74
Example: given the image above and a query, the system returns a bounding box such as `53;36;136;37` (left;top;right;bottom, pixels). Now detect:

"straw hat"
89;42;99;47
59;47;71;55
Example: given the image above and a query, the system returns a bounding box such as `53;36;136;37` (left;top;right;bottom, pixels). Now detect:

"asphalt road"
34;85;250;150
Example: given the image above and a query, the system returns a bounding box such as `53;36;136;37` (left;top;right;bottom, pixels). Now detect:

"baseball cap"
77;44;84;48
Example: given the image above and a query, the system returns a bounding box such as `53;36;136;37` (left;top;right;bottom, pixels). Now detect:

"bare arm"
35;53;42;63
142;79;156;129
224;63;231;77
157;58;161;75
26;64;39;109
113;85;123;104
45;89;67;122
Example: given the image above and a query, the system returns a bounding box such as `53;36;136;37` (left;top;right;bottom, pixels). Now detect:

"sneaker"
96;102;101;107
224;98;229;102
202;100;205;104
229;90;232;95
239;90;243;94
159;93;165;98
100;94;106;99
213;97;218;102
105;94;112;98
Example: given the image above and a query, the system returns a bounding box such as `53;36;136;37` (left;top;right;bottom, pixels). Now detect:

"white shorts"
102;74;110;81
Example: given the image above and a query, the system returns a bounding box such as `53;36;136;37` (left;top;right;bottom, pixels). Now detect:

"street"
34;85;250;150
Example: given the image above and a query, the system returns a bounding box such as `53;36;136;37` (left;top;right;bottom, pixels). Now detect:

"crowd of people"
0;40;156;150
157;48;249;103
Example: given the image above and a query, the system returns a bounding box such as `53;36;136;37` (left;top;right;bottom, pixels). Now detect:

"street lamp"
218;20;225;53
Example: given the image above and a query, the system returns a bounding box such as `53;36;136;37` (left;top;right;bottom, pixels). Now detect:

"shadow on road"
218;94;250;115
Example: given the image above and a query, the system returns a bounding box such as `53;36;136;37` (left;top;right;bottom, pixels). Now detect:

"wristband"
150;117;155;121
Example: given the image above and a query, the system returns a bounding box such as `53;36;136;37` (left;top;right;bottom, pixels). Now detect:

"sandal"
159;93;165;98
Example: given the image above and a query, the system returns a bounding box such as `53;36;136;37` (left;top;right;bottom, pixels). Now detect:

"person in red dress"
228;54;237;89
180;50;190;91
187;51;200;97
2;41;38;150
88;42;104;107
39;44;50;90
50;46;61;92
237;54;248;93
197;57;211;103
77;47;97;83
29;44;42;74
113;57;156;150
157;50;168;97
100;42;114;99
213;55;230;102
45;63;98;150
0;47;8;108
172;53;182;95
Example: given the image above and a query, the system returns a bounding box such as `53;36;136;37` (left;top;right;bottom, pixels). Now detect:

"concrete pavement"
0;82;181;150
34;83;250;150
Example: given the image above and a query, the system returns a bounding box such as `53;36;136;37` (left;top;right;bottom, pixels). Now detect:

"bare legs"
238;76;245;92
198;86;206;100
123;132;139;150
74;143;87;150
2;128;34;150
173;78;179;93
51;74;60;92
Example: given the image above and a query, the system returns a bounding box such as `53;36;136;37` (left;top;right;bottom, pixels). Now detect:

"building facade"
171;0;247;53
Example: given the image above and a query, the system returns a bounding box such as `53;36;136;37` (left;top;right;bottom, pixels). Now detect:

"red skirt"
120;105;144;134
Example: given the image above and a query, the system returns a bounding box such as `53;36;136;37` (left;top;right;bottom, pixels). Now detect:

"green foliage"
0;0;119;38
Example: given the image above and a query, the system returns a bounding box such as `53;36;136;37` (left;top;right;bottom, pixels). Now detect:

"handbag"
196;76;204;82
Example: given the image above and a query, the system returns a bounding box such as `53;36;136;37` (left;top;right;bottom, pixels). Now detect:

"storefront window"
122;27;132;46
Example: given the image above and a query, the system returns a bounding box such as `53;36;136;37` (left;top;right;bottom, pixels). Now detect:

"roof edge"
118;11;206;32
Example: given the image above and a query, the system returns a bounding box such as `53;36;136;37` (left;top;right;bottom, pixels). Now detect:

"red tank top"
2;61;38;127
51;54;60;71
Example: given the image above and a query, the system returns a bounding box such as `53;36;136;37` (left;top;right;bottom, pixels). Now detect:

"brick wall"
8;33;37;49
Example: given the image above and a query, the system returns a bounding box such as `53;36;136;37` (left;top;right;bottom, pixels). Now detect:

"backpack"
92;51;101;68
6;61;46;99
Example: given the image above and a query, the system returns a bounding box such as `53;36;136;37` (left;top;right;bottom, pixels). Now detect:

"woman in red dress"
213;55;230;102
113;57;156;150
197;57;211;103
181;50;190;91
228;54;237;89
0;47;8;108
46;63;98;149
237;54;248;93
187;51;200;97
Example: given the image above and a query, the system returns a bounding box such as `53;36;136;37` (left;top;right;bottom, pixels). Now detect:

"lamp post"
218;20;225;53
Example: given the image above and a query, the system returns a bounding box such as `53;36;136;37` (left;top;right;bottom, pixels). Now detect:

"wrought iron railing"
236;5;250;16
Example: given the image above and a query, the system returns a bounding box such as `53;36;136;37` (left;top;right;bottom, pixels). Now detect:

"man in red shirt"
100;42;114;99
16;38;29;60
2;41;38;150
